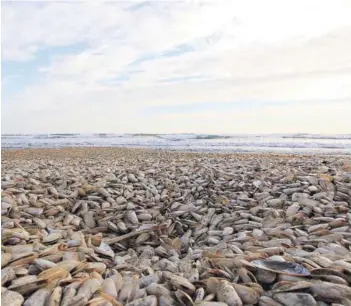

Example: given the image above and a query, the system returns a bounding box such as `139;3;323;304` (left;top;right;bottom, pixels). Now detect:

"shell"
232;283;260;304
46;286;63;306
2;149;351;306
258;296;284;306
1;253;12;268
23;288;51;306
1;288;24;306
271;281;313;293
216;280;242;306
255;268;277;284
273;292;317;306
310;281;351;302
251;260;311;276
170;275;196;293
125;295;157;306
77;278;101;300
60;287;77;306
126;211;139;224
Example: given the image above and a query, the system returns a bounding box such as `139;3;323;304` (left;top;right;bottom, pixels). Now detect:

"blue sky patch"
127;1;151;11
2;43;87;98
158;76;210;84
161;43;195;57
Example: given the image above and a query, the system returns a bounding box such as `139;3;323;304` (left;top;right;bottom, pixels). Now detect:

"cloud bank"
2;0;351;134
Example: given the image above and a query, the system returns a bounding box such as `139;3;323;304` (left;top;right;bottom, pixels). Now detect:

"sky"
1;0;351;134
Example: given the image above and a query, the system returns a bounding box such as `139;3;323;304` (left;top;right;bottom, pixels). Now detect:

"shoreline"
2;146;351;161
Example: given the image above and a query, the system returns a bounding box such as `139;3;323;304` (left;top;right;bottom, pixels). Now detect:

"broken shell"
170;274;196;293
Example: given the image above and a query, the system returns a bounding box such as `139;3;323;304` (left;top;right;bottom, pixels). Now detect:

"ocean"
2;133;351;155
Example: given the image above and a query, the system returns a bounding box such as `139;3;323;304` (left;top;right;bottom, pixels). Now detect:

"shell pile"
1;148;351;306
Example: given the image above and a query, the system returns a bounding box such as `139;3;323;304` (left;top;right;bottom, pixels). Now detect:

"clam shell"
258;296;283;306
2;148;351;306
1;253;12;268
126;211;139;224
125;295;157;306
232;283;260;304
23;287;51;306
1;288;24;306
170;275;196;293
273;292;317;306
251;260;311;276
271;281;312;293
216;280;242;306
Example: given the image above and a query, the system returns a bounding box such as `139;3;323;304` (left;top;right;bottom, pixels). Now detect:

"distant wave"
3;133;351;140
1;141;349;149
34;133;80;139
283;134;351;140
191;135;232;140
131;133;162;137
92;133;122;138
2;134;32;139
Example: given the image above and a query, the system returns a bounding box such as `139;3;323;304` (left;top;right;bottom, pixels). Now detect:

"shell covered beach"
1;147;351;306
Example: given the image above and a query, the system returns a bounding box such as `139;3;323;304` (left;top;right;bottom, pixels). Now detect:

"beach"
2;147;351;306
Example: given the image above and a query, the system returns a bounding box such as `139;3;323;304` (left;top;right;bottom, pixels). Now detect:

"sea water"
2;133;351;155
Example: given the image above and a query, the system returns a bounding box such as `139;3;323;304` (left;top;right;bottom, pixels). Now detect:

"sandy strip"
2;147;345;161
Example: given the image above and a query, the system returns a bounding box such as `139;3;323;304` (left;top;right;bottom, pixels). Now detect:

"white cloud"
1;0;351;133
150;99;351;134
